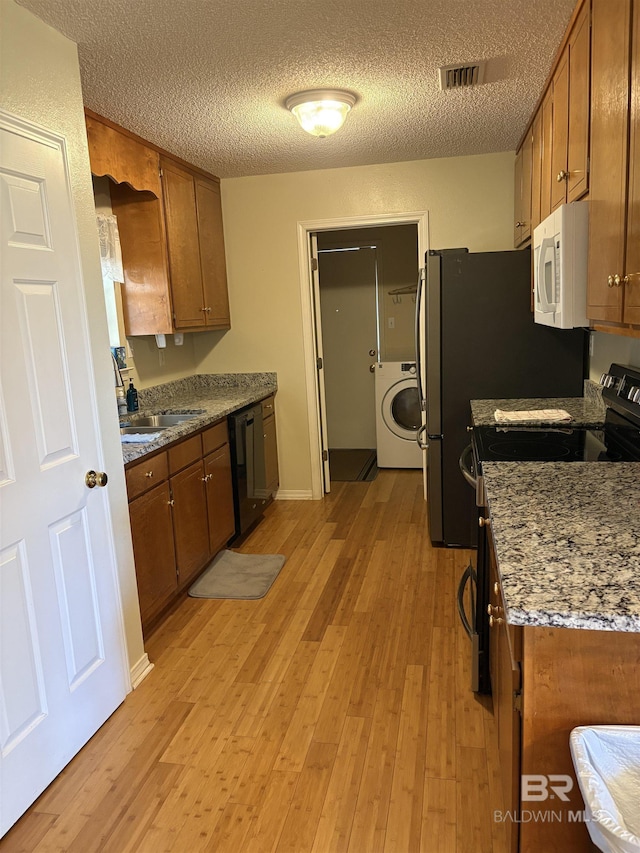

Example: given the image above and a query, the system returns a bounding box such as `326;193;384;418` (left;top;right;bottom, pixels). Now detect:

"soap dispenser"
126;378;139;413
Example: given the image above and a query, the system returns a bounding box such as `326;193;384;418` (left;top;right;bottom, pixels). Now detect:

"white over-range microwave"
533;201;589;329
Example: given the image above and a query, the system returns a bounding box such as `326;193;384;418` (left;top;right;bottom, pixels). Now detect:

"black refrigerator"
416;248;587;548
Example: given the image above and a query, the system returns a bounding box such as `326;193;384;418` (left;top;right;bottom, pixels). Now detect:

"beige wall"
194;152;515;493
590;331;640;381
1;0;145;677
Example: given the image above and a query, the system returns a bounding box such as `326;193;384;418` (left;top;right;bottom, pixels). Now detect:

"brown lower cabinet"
125;418;237;631
170;460;210;587
128;480;177;626
205;443;235;555
489;533;640;852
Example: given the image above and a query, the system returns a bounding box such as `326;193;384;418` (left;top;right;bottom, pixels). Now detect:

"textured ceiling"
18;0;576;178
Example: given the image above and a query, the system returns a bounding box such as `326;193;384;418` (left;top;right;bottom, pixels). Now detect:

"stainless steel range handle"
416;423;428;450
458;443;477;489
457;563;477;639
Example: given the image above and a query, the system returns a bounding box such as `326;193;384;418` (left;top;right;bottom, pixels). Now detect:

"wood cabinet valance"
86;113;161;195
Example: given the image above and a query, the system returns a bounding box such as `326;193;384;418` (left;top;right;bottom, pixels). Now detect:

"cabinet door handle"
168;499;175;506
608;275;615;288
556;169;569;182
145;471;154;478
613;274;623;287
624;272;640;283
515;220;524;228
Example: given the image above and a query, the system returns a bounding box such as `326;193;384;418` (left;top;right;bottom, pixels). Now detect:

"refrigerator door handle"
457;563;477;639
415;268;426;410
416;423;428;450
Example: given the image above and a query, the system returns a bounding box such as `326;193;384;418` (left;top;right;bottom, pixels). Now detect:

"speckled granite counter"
120;373;277;465
483;461;640;632
471;381;606;427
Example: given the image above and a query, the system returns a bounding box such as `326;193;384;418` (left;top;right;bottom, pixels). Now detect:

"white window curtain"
96;213;124;282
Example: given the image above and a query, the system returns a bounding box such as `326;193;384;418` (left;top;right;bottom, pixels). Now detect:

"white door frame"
297;211;429;500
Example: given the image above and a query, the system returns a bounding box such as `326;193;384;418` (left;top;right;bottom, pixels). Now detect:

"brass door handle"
489;615;504;628
557;170;569;182
613;274;623;287
608;275;615;288
85;470;108;488
478;516;491;528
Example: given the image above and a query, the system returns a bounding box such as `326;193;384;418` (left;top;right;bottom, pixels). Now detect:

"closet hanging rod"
387;284;418;295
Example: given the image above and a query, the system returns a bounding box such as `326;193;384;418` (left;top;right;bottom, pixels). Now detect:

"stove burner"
486;440;573;460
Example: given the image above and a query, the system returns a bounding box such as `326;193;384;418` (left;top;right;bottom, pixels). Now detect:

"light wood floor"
4;470;508;853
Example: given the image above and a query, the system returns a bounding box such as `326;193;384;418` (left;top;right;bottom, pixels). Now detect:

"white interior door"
310;234;331;492
0;112;128;836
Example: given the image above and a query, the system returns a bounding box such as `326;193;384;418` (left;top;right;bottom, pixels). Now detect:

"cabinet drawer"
202;420;228;455
126;451;168;500
168;434;202;474
261;396;275;418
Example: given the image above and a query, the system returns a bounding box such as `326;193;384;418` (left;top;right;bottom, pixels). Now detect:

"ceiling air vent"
438;61;486;91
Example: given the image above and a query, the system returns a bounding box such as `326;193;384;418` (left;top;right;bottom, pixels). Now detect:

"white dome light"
286;89;357;138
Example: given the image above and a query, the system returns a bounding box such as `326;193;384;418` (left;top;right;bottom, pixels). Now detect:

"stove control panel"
601;363;640;424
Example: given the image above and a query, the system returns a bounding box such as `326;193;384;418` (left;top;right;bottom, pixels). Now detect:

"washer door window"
382;380;421;440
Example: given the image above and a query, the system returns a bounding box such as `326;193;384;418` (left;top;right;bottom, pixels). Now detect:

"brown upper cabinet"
86;111;230;335
161;159;230;330
514;130;532;246
551;1;591;209
516;0;590;247
587;0;640;325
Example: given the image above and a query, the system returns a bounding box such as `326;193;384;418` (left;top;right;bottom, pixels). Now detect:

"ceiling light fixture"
285;89;357;138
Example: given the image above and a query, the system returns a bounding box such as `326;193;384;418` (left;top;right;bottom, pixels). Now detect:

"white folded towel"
494;408;572;424
120;432;162;443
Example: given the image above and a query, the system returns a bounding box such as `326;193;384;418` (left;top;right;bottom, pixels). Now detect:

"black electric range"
459;362;640;695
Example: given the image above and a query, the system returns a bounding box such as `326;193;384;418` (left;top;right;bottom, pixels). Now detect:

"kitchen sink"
120;425;169;434
121;412;203;428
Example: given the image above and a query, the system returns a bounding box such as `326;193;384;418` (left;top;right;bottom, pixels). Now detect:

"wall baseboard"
274;489;315;501
130;653;154;689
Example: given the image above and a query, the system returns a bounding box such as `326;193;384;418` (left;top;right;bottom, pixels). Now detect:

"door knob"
85;470;108;488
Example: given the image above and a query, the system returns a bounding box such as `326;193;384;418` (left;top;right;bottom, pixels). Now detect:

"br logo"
521;775;574;802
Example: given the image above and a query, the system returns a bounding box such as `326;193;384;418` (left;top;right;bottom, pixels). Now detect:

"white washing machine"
375;362;423;468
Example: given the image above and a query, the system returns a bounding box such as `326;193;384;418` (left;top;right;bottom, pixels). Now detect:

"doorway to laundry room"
314;223;420;488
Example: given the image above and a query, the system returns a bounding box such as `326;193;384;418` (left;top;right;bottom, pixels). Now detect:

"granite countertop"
483;461;640;632
471;381;606;428
120;373;277;464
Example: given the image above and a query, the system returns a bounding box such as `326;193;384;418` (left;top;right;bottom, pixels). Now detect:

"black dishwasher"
228;402;273;537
